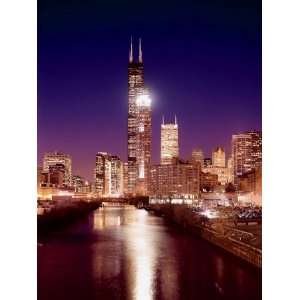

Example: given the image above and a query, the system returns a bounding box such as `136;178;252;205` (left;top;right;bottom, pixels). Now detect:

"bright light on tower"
136;94;151;107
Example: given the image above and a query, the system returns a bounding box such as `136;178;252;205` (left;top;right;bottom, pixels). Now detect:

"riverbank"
145;204;261;268
37;200;102;234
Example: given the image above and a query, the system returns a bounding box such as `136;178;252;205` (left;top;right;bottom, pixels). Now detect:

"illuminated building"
135;89;152;195
191;148;204;166
43;151;72;186
149;162;201;197
72;175;88;192
127;37;151;195
202;166;231;186
95;152;112;195
110;155;124;196
238;166;262;194
160;116;179;165
227;156;234;183
81;182;91;193
238;166;262;205
95;152;123;196
123;162;128;195
202;148;232;185
73;178;91;194
212;147;225;167
232;131;262;182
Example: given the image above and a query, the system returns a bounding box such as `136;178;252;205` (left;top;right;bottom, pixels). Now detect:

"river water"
38;206;261;300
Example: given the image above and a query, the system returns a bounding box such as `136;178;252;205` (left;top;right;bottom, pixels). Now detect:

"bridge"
97;196;149;207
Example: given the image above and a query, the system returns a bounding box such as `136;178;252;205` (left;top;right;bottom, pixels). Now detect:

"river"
38;206;261;300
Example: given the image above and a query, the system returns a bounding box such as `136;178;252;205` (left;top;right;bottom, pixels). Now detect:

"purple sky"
38;0;261;180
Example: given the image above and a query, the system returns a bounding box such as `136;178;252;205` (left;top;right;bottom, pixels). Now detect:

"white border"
0;0;37;299
263;0;300;299
1;0;300;299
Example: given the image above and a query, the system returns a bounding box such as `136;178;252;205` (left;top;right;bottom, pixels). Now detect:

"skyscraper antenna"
162;115;165;125
139;38;143;63
129;36;133;63
175;114;177;125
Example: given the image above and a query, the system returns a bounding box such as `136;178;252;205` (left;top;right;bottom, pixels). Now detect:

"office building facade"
160;116;179;165
232;131;262;182
212;147;226;168
95;152;123;197
43;151;72;186
127;38;151;195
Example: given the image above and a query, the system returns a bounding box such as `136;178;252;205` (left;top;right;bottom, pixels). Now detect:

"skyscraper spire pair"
129;37;142;63
162;115;177;125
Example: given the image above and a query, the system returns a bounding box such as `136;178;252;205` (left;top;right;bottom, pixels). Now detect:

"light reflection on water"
127;211;155;300
93;208;156;300
38;207;261;300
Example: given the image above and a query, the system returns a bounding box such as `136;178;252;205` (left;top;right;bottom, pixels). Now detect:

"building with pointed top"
127;37;152;195
212;147;226;168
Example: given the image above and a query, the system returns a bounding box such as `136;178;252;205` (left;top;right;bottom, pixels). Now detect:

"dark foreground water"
38;207;261;300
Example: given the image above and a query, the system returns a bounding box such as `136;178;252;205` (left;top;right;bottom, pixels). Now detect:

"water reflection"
38;207;261;300
214;256;225;295
93;208;123;229
125;210;155;300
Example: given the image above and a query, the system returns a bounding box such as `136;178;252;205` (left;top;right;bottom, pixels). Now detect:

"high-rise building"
191;148;204;166
160;116;179;165
95;152;111;195
232;131;262;182
43;152;72;186
123;162;128;195
95;152;123;197
212;147;226;167
227;156;234;183
110;155;124;196
127;38;151;195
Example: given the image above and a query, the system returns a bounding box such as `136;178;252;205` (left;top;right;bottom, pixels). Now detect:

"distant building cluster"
38;39;262;202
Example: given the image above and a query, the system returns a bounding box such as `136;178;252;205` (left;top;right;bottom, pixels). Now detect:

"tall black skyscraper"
127;38;151;195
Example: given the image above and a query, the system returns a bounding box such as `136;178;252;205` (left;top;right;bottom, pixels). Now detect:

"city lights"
38;28;262;300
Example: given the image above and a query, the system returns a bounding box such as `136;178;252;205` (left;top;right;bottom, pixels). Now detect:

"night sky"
38;0;261;180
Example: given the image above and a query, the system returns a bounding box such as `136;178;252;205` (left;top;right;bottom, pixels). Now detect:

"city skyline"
37;2;263;297
38;0;261;181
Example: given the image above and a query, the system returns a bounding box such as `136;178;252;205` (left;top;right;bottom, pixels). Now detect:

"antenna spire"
139;38;143;63
129;36;133;63
175;114;177;125
162;115;165;125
